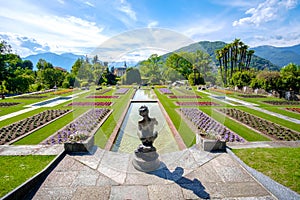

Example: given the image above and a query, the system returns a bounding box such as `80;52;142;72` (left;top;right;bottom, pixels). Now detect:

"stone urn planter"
64;135;94;153
196;134;226;152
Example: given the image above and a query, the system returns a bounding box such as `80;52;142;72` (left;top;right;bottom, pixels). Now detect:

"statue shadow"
148;164;210;199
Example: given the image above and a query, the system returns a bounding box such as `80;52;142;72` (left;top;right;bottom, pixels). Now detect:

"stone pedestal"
132;151;161;172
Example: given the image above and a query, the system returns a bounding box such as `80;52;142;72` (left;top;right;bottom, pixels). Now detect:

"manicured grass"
0;155;55;198
94;88;134;148
232;147;300;193
201;107;270;142
155;88;196;147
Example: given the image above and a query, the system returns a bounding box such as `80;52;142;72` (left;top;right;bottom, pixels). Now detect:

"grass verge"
155;88;196;147
232;147;300;193
0;155;55;198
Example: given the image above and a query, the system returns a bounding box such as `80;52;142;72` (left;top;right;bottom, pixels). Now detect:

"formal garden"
0;39;299;198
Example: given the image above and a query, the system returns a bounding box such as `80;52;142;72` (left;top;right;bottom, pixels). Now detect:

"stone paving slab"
0;145;64;155
30;147;276;199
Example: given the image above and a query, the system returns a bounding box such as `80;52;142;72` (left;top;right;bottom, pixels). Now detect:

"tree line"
0;40;117;95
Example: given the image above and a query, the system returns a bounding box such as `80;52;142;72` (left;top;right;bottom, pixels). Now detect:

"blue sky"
0;0;299;60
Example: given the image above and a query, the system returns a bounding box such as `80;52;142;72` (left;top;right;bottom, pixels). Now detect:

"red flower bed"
169;95;202;99
67;102;113;106
86;95;119;99
0;102;20;107
176;102;219;106
14;95;47;99
286;107;300;114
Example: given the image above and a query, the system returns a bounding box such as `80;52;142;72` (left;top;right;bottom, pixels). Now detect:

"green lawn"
94;88;135;148
155;88;196;147
0;155;55;198
232;147;300;193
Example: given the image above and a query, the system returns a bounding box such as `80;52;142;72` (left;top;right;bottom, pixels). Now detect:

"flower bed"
67;102;113;106
42;108;110;145
115;88;129;94
86;95;119;99
218;108;300;141
0;102;20;107
14;95;47;99
169;95;201;99
176;102;220;106
52;89;73;95
180;108;243;142
238;95;266;98
286;108;300;114
95;88;112;95
0;109;70;145
263;101;300;105
210;88;233;95
159;88;173;94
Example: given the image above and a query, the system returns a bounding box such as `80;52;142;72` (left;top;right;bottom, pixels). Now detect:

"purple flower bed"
86;95;119;99
159;88;173;94
218;108;300;141
115;88;129;94
42;108;110;145
169;95;202;99
176;102;220;106
180;108;244;142
0;109;70;145
0;102;20;107
67;102;113;106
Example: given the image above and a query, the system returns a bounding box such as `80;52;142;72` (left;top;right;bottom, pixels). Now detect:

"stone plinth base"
132;151;161;172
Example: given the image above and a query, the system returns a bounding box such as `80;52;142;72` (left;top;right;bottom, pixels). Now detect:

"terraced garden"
0;85;299;197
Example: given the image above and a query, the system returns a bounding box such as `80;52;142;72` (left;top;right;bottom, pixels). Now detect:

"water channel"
111;89;180;154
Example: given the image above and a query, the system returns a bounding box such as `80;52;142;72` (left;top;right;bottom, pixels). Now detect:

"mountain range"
22;41;300;71
251;44;300;67
23;53;84;71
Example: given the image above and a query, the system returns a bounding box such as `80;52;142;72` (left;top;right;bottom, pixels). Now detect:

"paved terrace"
24;146;276;200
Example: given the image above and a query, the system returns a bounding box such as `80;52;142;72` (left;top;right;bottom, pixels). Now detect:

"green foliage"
188;69;205;85
280;63;300;92
123;67;141;84
215;39;255;85
139;54;163;84
230;70;256;89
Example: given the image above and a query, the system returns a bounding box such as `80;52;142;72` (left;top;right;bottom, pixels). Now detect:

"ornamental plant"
180;108;244;142
42;108;110;145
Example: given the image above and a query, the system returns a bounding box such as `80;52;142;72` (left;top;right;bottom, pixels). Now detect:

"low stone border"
227;148;300;200
1;151;66;200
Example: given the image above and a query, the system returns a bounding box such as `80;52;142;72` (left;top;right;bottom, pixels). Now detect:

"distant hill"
251;44;300;67
161;41;280;71
23;52;83;71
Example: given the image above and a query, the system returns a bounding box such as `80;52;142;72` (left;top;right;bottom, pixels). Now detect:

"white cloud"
85;1;95;7
183;19;225;39
233;0;298;27
117;0;137;21
57;0;64;4
0;2;108;56
147;21;158;28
